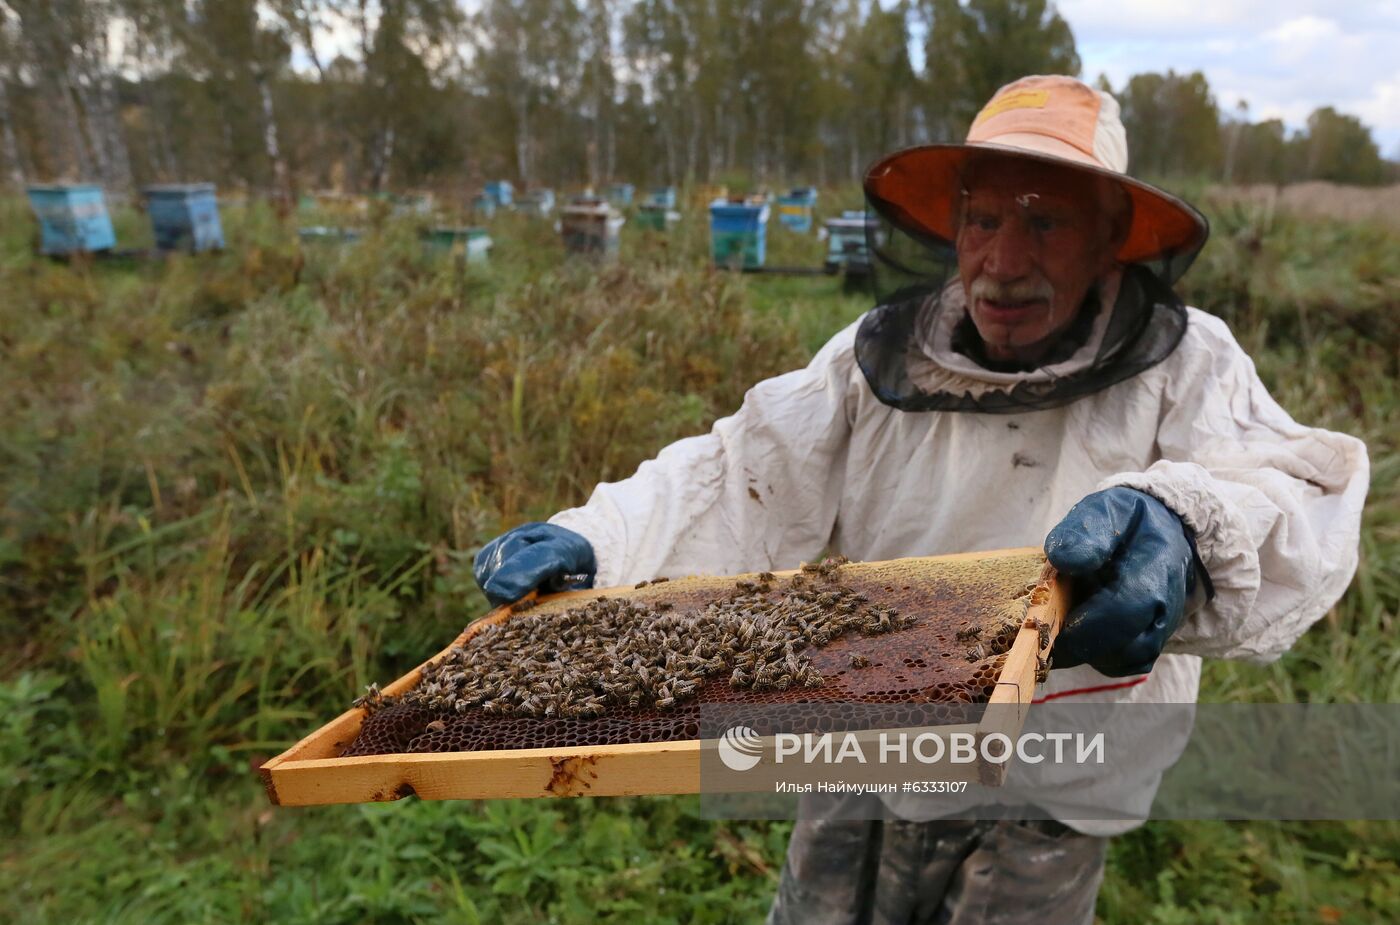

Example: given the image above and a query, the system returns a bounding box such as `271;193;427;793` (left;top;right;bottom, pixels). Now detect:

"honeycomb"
344;552;1049;757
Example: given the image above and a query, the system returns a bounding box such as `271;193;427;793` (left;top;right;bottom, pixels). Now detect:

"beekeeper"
473;75;1368;924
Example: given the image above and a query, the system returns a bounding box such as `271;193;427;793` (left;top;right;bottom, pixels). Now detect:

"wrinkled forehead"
958;155;1111;215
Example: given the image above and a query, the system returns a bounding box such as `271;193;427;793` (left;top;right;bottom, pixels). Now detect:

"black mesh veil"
856;149;1209;414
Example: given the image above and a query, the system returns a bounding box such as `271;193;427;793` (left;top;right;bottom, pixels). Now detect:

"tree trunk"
369;125;395;192
95;69;133;192
0;77;26;187
59;67;96;180
513;84;531;184
256;67;290;199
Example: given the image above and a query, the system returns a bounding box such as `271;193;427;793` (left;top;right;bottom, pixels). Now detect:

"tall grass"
0;189;1396;922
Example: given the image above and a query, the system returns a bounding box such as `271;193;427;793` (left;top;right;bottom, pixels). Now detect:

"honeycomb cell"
342;553;1048;756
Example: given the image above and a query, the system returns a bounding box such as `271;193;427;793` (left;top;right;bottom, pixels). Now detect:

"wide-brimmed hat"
864;75;1208;270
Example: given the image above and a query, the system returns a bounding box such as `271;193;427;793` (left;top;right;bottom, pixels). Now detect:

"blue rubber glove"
1044;487;1208;678
473;522;597;607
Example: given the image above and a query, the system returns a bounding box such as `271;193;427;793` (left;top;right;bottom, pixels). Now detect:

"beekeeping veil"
858;75;1210;413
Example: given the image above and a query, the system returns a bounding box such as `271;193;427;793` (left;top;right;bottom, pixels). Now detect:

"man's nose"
984;219;1034;279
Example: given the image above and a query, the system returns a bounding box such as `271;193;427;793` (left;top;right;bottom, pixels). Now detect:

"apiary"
261;548;1067;806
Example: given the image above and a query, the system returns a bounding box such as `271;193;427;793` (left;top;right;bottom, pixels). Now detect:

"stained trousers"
766;813;1108;925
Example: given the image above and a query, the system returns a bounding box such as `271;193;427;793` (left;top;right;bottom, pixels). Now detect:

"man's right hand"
472;522;597;607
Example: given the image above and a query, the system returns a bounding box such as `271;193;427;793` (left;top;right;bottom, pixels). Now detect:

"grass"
0;188;1397;923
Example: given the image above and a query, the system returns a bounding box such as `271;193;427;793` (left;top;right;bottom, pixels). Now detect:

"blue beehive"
646;187;676;209
776;186;819;233
709;199;770;269
472;195;497;219
143;183;225;252
26;184;117;255
484;181;514;207
607;183;635;208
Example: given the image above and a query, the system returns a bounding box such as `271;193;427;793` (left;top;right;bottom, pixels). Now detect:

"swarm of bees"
357;556;914;722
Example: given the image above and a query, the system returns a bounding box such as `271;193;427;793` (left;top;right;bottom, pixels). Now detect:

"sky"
1059;1;1400;155
291;0;1400;158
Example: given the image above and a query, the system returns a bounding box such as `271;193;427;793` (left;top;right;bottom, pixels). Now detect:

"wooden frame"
260;548;1068;806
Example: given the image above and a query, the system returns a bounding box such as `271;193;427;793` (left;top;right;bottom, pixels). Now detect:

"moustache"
970;276;1055;304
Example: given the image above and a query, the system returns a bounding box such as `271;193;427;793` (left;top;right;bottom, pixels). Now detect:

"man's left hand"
1044;487;1204;677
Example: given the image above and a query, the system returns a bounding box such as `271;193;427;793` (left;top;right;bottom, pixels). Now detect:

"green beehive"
422;227;492;263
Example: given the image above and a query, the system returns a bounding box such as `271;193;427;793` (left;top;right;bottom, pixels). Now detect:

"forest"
2;0;1396;197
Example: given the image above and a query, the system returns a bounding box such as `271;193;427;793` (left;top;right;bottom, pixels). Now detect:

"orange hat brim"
864;143;1209;270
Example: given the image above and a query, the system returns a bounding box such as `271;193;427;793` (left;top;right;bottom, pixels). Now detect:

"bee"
352;683;385;712
849;653;871;669
1037;621;1052;652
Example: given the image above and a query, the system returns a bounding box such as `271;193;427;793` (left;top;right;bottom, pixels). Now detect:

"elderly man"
474;76;1368;923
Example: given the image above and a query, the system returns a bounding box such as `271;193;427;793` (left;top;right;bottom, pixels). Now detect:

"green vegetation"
1;193;1397;922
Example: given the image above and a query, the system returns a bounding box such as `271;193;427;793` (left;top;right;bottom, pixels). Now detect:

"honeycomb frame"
260;547;1068;806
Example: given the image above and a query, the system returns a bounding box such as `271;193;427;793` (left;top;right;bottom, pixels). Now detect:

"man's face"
955;159;1121;365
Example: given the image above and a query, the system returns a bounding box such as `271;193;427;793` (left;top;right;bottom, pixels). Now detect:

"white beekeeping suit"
549;298;1368;833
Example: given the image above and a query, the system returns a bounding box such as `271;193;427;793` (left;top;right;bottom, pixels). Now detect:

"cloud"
1061;1;1400;151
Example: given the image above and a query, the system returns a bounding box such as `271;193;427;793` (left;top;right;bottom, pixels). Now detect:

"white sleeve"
1099;312;1369;663
548;322;859;588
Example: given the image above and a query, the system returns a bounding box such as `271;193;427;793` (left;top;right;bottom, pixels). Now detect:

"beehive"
143;184;225;252
471;195;497;219
710;199;771;269
483;180;514;207
776;187;818;233
421;226;492;263
607;183;635;208
517;189;556;217
27;184;117;255
646;187;677;210
561;200;625;257
261;548;1067;806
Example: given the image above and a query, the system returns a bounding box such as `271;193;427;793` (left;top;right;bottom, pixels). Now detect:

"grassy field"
1;188;1397;923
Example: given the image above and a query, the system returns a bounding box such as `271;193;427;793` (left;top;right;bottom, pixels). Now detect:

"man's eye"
971;215;999;232
1030;216;1058;233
